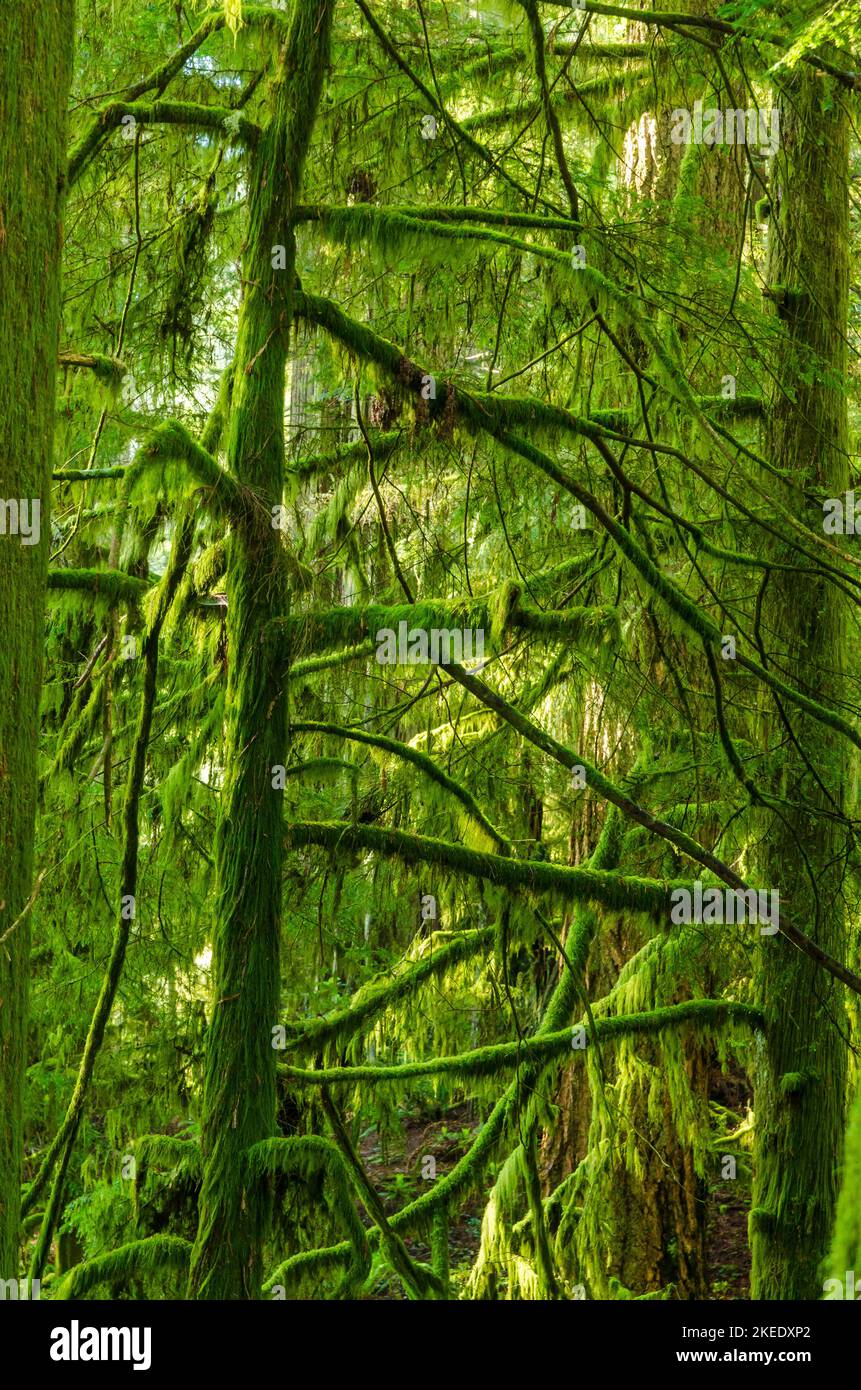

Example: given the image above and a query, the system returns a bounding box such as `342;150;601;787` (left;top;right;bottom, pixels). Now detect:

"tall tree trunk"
188;0;334;1300
0;0;74;1280
750;68;850;1301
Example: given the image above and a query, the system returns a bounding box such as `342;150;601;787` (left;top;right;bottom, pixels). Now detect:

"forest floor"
360;1100;483;1298
361;1096;753;1300
706;1182;751;1299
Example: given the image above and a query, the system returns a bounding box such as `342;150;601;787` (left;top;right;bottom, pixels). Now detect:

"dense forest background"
2;0;861;1302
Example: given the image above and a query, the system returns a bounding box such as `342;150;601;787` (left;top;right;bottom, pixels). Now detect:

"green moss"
188;0;336;1302
0;0;74;1279
827;1088;861;1284
245;1136;369;1298
278;1002;764;1086
285;818;688;917
55;1236;192;1300
47;568;150;606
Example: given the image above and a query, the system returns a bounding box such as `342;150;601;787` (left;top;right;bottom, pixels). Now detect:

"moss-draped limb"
353;0;566;215
537;3;861;87
124;420;244;518
72;102;261;179
442;661;861;997
827;1088;861;1285
296;269;744;457
263;812;637;1284
46;567;150;605
272;596;617;664
294;204;580;235
290;431;400;481
54;1236;192;1300
297;289;852;591
187;0;335;1301
57;350;126;386
521;1119;562;1298
280;1002;764;1085
431;1204;450;1294
291;720;509;851
53;465;127;481
65;4;292;185
296;202;581;265
520;0;580;222
262;1091;514;1293
455;38;648;89
243;1136;369;1297
285;818;684;917
285;583;861;994
44;670;108;782
295;290;861;757
289;641;376;679
282;926;494;1054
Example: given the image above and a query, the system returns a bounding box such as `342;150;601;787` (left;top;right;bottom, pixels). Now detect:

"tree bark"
750;68;850;1301
188;0;334;1300
0;0;74;1280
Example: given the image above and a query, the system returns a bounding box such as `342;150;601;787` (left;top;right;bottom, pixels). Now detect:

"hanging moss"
244;1136;370;1298
272;593;617;667
279;1001;763;1086
55;1235;192;1300
285;818;689;917
291;720;509;851
188;0;336;1302
282;925;495;1054
124;421;243;519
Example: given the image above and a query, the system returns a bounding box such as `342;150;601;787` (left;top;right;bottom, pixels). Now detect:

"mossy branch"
291;720;509;851
319;1090;444;1299
280;1001;764;1085
285;818;684;917
69;101;260;185
245;1136;369;1298
67;0;292;192
282;926;494;1054
57;350;126;388
271;595;617;665
54;1236;192;1300
46;568;150;605
295;293;861;761
124;420;244;518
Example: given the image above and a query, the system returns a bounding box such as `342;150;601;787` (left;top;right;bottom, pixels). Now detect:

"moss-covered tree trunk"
188;0;334;1300
750;69;850;1301
0;0;74;1280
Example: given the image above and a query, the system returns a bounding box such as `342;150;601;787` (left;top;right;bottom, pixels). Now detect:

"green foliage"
11;0;861;1307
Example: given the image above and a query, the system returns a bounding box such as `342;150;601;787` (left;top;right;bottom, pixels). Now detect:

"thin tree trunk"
188;0;334;1300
